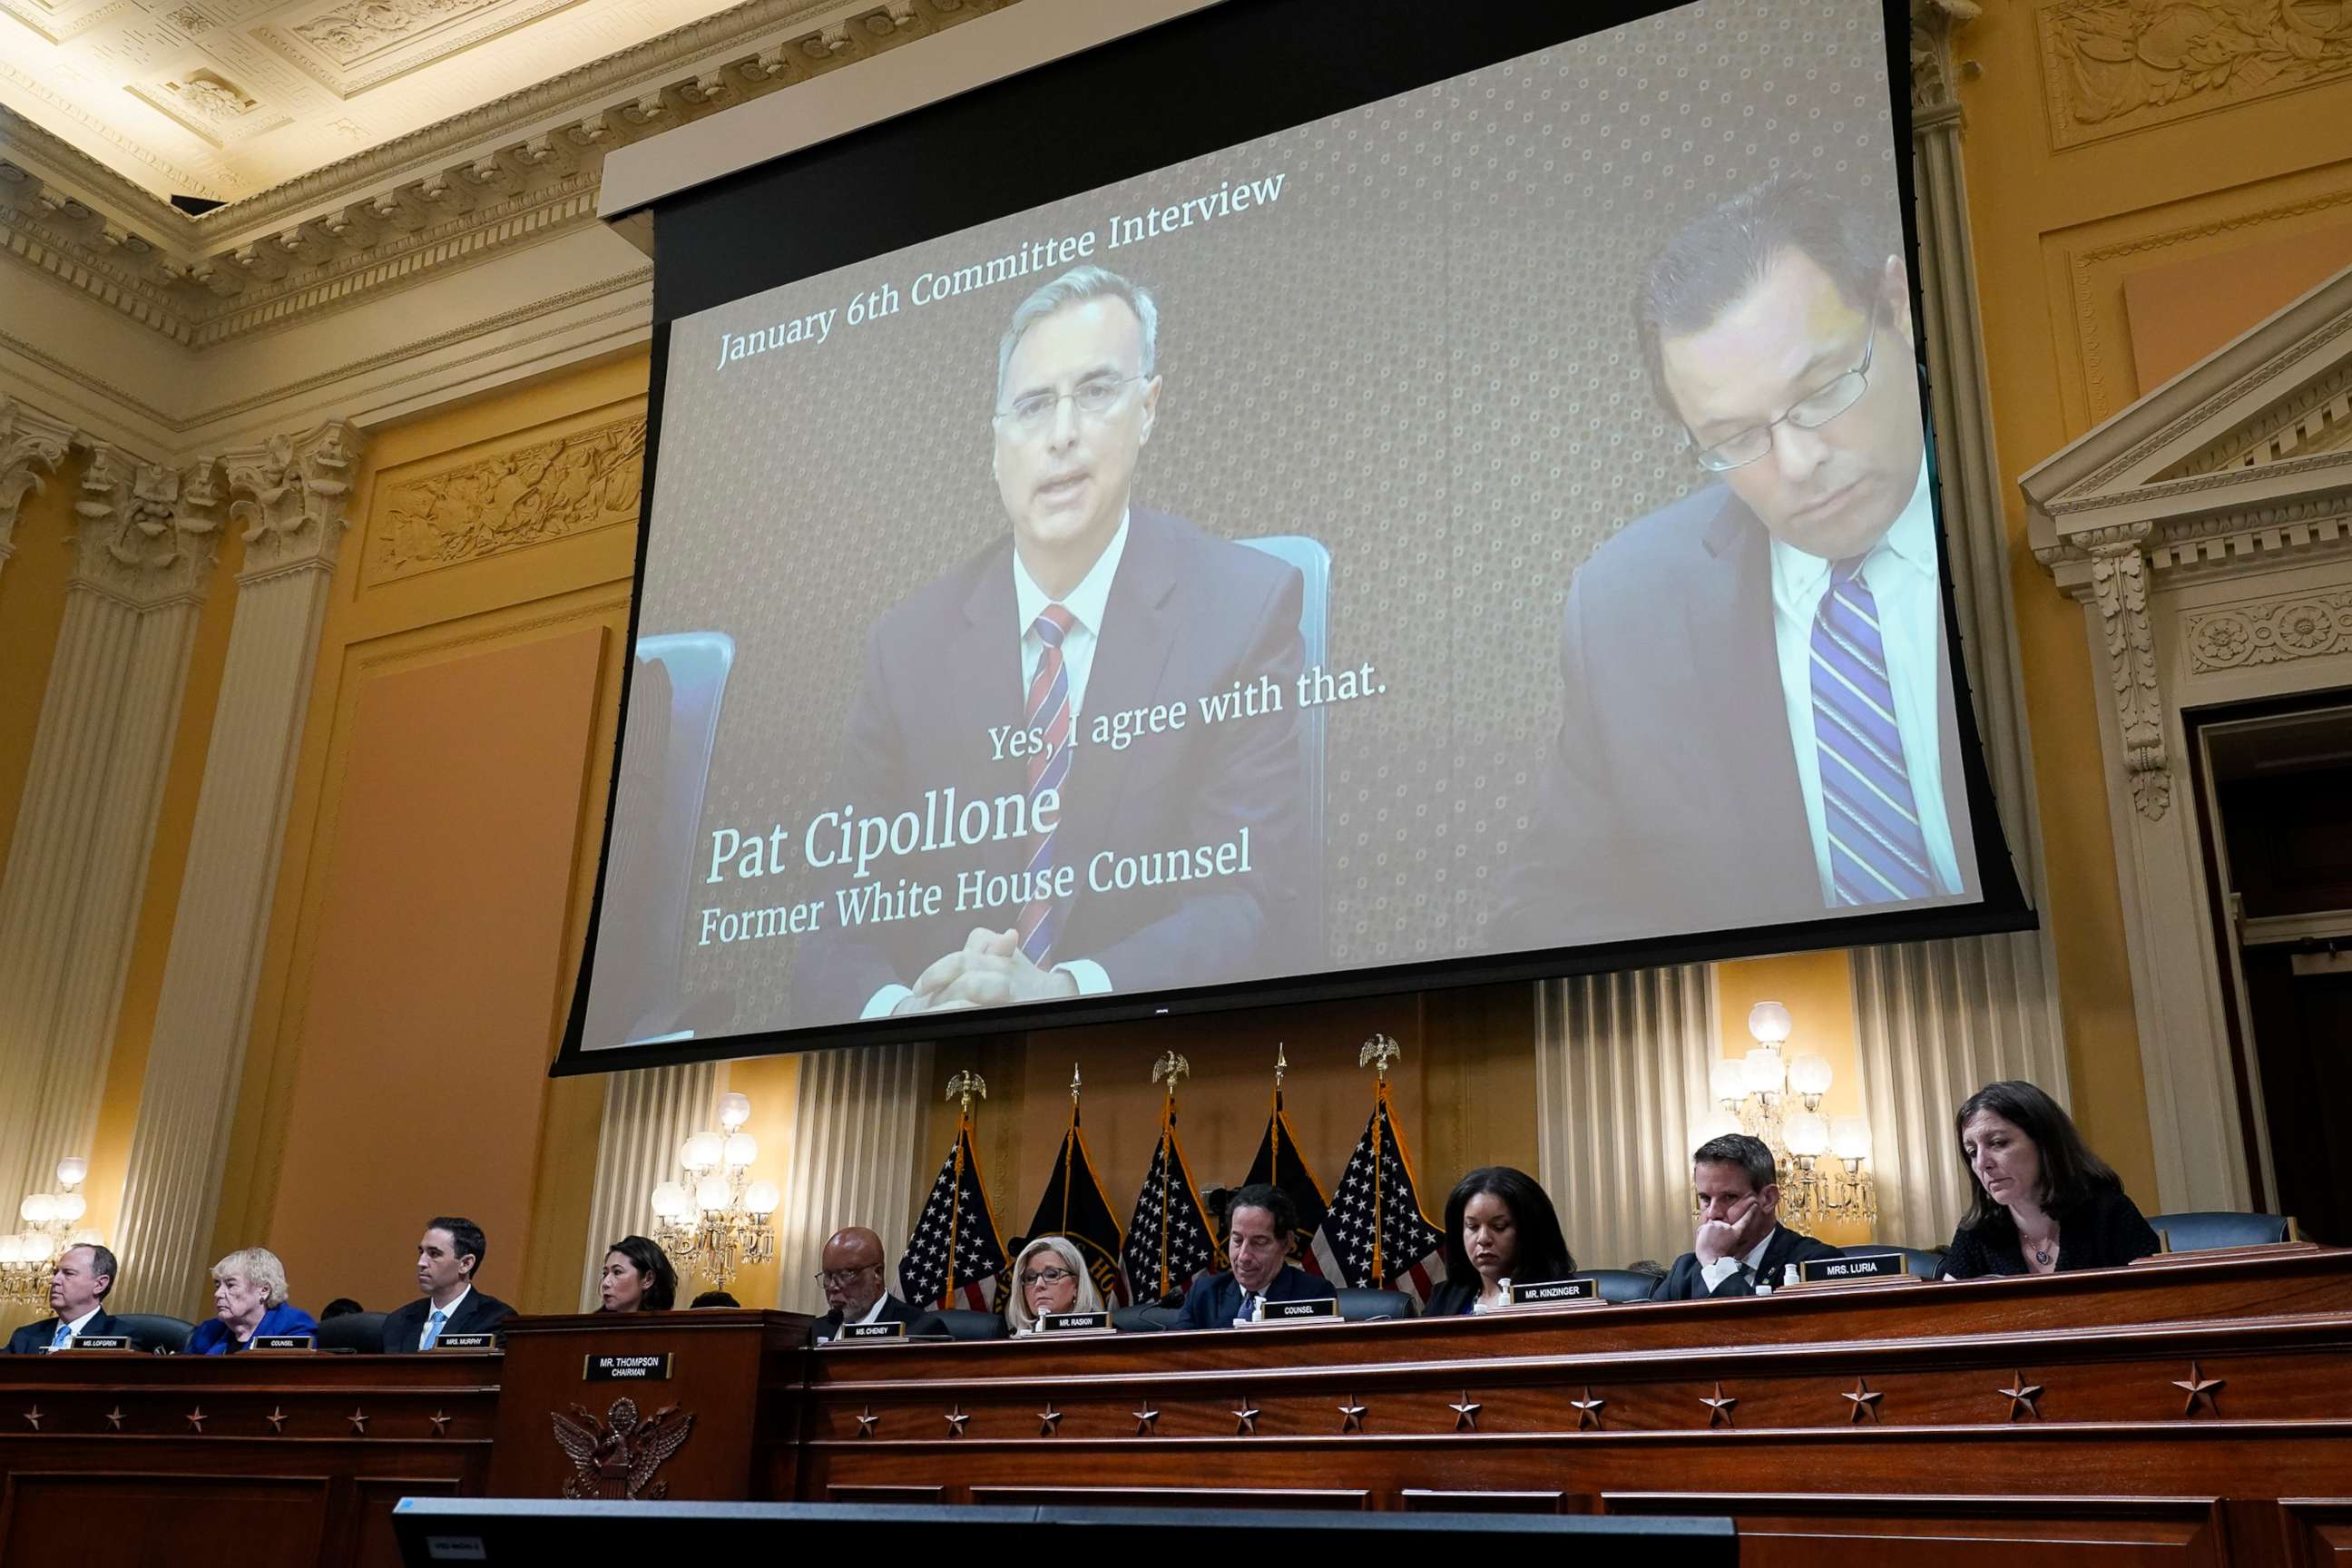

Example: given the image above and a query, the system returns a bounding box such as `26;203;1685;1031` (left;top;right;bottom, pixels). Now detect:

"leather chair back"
916;1308;1007;1340
2150;1211;2293;1251
1110;1303;1182;1333
317;1310;389;1352
108;1313;195;1354
1578;1269;1661;1304
1334;1288;1414;1321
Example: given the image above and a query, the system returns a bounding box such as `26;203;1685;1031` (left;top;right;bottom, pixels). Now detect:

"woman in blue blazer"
187;1247;317;1353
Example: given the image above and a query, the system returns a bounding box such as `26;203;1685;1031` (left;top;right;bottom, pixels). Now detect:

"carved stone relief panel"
2038;0;2352;151
366;408;643;586
2184;587;2352;671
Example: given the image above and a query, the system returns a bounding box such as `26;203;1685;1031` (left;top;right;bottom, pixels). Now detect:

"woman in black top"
1426;1166;1578;1315
1941;1080;2161;1279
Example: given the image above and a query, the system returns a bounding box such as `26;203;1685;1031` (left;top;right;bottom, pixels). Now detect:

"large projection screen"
556;0;2032;1072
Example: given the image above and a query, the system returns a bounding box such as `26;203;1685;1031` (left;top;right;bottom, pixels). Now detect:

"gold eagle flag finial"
1359;1033;1402;1084
1151;1051;1191;1093
945;1070;987;1116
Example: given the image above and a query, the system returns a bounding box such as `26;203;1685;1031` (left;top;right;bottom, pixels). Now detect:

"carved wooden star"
428;1411;452;1436
855;1406;879;1437
1998;1375;2043;1422
21;1406;42;1432
942;1405;970;1436
1700;1384;1738;1427
266;1406;288;1434
1132;1404;1160;1436
2172;1361;2224;1417
1449;1391;1481;1432
1037;1404;1062;1436
347;1408;368;1436
1843;1378;1884;1425
1231;1396;1260;1436
185;1407;207;1433
1338;1397;1367;1434
103;1406;125;1432
1570;1387;1605;1430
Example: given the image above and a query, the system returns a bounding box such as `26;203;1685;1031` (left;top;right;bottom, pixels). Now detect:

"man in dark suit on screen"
1651;1133;1843;1299
1498;175;1976;951
380;1217;514;1351
4;1243;119;1352
792;264;1308;1024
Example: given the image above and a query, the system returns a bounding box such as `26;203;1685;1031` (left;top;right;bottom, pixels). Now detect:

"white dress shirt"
1769;455;1961;904
48;1306;103;1349
859;514;1129;1016
1698;1226;1782;1294
420;1283;471;1348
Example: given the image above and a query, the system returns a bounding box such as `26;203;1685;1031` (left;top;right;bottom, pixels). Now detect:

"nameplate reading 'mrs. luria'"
837;1321;907;1341
1508;1277;1602;1305
433;1333;498;1351
250;1335;316;1350
62;1337;131;1351
1038;1309;1111;1333
584;1352;674;1380
1800;1252;1912;1284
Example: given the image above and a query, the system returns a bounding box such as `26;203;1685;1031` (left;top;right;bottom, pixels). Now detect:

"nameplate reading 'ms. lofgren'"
61;1337;131;1351
584;1352;674;1380
1799;1252;1912;1284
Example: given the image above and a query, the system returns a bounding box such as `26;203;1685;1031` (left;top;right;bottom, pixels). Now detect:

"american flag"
898;1119;1008;1311
1313;1083;1445;1307
1121;1108;1220;1304
1241;1090;1337;1279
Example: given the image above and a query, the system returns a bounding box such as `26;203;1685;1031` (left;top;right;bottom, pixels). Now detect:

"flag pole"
1152;1050;1190;1298
944;1070;986;1308
1359;1033;1400;1285
1270;1042;1286;1178
1062;1064;1080;1234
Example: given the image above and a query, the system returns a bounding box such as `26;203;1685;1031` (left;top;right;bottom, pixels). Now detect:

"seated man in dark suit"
1651;1133;1842;1299
809;1226;924;1344
1176;1182;1338;1329
4;1243;119;1352
1499;172;1975;951
790;263;1309;1027
380;1216;514;1352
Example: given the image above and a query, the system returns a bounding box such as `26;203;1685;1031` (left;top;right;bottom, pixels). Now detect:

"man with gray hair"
4;1242;120;1352
793;263;1311;1023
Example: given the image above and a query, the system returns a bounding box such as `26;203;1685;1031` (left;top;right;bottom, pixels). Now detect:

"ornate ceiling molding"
0;0;1010;351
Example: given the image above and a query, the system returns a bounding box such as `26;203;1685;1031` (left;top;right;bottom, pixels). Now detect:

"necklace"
2024;1230;2056;1266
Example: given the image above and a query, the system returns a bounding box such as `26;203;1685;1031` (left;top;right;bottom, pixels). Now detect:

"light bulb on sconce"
54;1157;88;1189
649;1095;779;1290
1;1152;104;1308
1740;1044;1786;1097
1709;1059;1745;1105
1831;1115;1874;1164
680;1132;725;1174
717;1093;752;1132
1747;1000;1793;1045
1788;1053;1834;1105
722;1132;759;1170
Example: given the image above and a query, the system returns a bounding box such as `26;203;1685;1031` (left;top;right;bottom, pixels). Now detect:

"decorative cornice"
223;420;365;577
0;397;75;556
0;0;1008;349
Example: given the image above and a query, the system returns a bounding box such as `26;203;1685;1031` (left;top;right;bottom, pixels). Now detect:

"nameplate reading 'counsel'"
1038;1309;1112;1334
584;1352;674;1380
1798;1252;1912;1285
1507;1277;1602;1306
433;1333;499;1351
250;1335;317;1351
1249;1297;1338;1324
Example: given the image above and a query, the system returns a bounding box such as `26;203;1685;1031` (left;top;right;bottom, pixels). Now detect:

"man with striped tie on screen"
1497;173;1977;950
791;264;1308;1025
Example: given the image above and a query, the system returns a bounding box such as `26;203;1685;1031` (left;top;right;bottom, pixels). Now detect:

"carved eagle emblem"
550;1396;695;1499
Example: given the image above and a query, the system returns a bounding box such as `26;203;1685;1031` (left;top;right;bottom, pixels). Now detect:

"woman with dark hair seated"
1426;1166;1578;1315
1942;1080;2161;1279
598;1235;679;1312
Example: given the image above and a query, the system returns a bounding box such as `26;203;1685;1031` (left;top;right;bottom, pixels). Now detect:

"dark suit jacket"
1940;1184;2161;1278
810;1292;923;1345
1496;484;1975;950
1649;1225;1844;1300
378;1288;515;1353
1174;1264;1337;1329
4;1306;118;1354
792;508;1309;1024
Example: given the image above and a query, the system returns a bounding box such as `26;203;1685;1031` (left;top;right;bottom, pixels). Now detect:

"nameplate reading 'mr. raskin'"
1507;1277;1602;1306
433;1333;499;1351
838;1321;906;1341
1038;1309;1112;1333
61;1336;131;1351
584;1352;674;1380
1799;1252;1912;1284
250;1335;316;1351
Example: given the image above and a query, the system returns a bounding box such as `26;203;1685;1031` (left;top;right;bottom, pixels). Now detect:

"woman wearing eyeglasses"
1004;1235;1105;1335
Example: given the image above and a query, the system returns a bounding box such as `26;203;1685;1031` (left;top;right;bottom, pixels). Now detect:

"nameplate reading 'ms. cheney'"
837;1321;907;1341
584;1352;674;1380
1038;1309;1112;1334
1799;1252;1912;1284
1507;1277;1602;1306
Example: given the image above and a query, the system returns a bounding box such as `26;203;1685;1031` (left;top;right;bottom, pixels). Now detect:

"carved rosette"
71;444;228;607
222;420;365;578
2185;591;2352;673
0;398;76;564
2085;527;2168;820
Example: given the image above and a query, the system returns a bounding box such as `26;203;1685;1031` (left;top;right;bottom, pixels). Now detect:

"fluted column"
110;422;363;1317
1534;966;1718;1271
0;448;224;1234
0;398;74;591
578;1061;723;1308
1847;1;2071;1249
771;1043;931;1314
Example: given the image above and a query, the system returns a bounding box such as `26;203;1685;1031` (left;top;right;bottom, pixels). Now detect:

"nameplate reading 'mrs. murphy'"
250;1335;316;1351
1038;1309;1112;1334
1507;1277;1602;1306
583;1352;673;1380
1799;1252;1912;1285
433;1333;499;1351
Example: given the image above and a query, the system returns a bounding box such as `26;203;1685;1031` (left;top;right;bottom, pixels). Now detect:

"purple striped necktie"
1810;556;1934;906
1017;604;1076;965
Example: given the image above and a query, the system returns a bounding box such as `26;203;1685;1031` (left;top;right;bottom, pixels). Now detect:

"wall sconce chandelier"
0;1157;104;1308
647;1093;778;1289
1697;1003;1877;1230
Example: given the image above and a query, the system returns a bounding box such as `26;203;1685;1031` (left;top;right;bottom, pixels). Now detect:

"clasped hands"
890;926;1079;1014
1692;1194;1760;1266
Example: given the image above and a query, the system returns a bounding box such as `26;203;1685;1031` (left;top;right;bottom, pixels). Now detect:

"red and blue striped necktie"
1018;604;1076;965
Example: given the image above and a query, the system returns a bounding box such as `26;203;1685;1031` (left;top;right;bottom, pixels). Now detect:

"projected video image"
582;0;1983;1049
